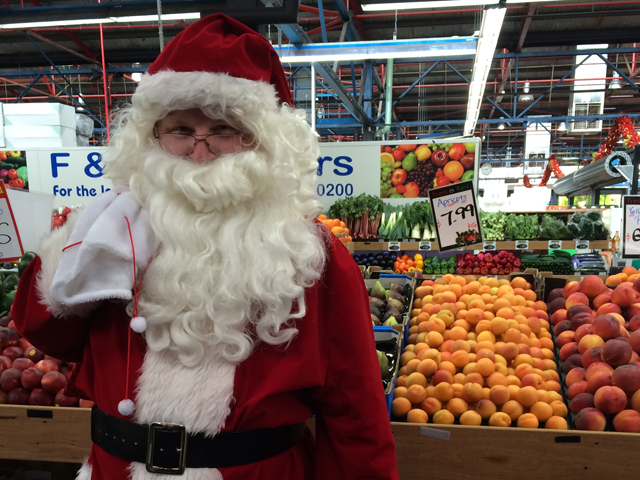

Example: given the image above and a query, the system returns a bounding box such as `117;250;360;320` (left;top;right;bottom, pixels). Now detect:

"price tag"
483;241;496;251
0;181;24;261
418;241;432;251
548;240;563;250
428;181;483;252
623;196;640;258
576;240;590;250
388;241;401;252
515;240;529;250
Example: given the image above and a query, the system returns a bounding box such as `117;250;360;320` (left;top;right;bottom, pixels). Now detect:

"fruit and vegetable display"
0;252;89;408
317;215;352;244
548;269;640;432
353;251;397;271
369;280;413;328
380;142;476;199
326;194;383;240
572;253;608;275
479;211;506;241
521;251;574;276
391;274;568;429
377;201;436;241
0;150;28;190
567;211;609;241
456;251;521;276
422;255;456;275
377;336;400;391
538;215;572;240
505;214;539;240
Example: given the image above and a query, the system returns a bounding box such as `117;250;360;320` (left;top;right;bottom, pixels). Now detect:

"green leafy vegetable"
505;214;538;240
539;215;572;240
479;210;506;240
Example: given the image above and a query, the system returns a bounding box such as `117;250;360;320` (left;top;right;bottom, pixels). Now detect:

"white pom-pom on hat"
118;399;135;416
130;316;147;333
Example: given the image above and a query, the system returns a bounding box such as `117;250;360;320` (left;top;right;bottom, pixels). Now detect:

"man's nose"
189;138;215;164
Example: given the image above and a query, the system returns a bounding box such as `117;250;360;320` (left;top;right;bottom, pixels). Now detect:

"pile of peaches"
549;268;640;432
392;274;568;429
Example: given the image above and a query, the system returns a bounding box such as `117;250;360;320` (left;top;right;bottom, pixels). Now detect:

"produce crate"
0;404;91;463
367;274;415;346
539;272;608;302
391;422;640;480
375;327;402;417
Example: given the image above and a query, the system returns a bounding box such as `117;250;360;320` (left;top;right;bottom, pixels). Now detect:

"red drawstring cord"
123;216;152;405
62;241;83;252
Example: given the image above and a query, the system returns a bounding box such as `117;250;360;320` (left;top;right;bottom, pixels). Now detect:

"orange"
444;161;464;181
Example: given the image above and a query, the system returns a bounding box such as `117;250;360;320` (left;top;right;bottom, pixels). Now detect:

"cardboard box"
3;103;76;129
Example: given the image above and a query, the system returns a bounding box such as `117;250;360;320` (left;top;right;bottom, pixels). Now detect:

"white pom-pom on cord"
130;316;147;333
118;399;135;416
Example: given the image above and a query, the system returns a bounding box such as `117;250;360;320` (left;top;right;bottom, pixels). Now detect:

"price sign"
418;241;431;251
623;196;640;258
428;181;483;252
575;240;590;250
515;240;529;250
483;241;497;251
548;240;563;250
388;241;401;252
0;181;24;261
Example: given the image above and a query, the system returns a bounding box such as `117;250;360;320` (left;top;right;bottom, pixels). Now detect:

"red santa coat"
13;232;399;480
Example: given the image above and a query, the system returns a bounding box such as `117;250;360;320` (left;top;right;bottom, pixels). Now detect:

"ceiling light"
131;62;143;82
518;81;534;102
0;12;200;29
75;94;86;113
498;122;505;130
609;71;623;90
464;5;507;136
361;0;500;11
558;121;567;131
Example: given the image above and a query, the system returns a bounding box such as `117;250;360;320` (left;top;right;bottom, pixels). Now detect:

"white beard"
127;147;326;366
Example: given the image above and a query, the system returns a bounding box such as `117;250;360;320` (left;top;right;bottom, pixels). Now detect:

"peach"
580;276;606;299
630;315;640;332
574;324;593;344
594;386;628;415
571;314;594;332
555;330;575;347
517;413;539;428
432;410;455;424
530;401;553;422
559;342;580;362
579;335;605;354
630;331;640;354
566;292;590;309
475;399;497;420
585;362;614;381
550;309;568;326
612;286;636;309
545;416;568;430
592;315;624;341
597;303;622;317
601;339;633;366
419;397;442;416
563;281;581;298
582;347;603;368
550;400;568;418
611;364;640;395
447;398;468;417
562;354;584;374
462;382;483;404
626;305;640;321
516;386;538;407
567;381;588;400
567;304;593;319
587;371;612;394
548;297;567;315
459;410;483;426
593;292;612;310
548;288;565;302
575;407;606;431
631;390;640;413
570;393;596;413
613;410;640;433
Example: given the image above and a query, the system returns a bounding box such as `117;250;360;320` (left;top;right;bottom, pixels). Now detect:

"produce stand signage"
428;181;482;252
0;180;24;261
622;196;640;258
418;241;431;251
548;240;562;250
483;241;496;251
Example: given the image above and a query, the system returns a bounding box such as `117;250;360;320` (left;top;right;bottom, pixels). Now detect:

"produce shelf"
348;240;610;252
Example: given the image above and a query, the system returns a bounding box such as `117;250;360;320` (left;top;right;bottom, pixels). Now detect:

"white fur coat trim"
130;346;236;480
134;71;281;117
50;185;158;308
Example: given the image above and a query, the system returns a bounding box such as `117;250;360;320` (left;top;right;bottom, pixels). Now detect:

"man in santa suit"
13;13;399;480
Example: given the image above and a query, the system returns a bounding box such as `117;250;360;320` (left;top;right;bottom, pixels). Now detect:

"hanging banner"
26;147;112;208
0;180;24;261
622;195;640;258
428;180;483;252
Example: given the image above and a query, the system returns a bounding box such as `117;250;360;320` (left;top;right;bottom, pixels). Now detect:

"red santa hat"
133;13;292;118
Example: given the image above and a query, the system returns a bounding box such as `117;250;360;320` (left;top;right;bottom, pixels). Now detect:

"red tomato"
384;146;393;154
11;178;24;189
436;176;451;187
7;169;17;179
392;148;405;161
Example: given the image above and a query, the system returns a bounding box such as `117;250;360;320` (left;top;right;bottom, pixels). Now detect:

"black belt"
91;406;307;475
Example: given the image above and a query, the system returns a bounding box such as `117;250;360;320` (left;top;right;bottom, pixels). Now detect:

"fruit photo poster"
317;138;480;209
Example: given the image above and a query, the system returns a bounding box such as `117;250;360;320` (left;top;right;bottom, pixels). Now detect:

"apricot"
459;410;482;426
506;375;521;387
520;373;543;389
594;386;628;415
475;358;495;377
545;416;568;430
419;397;442;416
406;359;421;375
391;397;412;417
550;400;568;418
434;382;454;402
489;411;512;427
507;384;520;401
447;398;468;417
497;343;519;361
416;359;438;378
489;385;510;406
575;407;606;431
450;350;470;368
461;382;483;404
464;372;484;386
433;370;453;386
406;384;428;405
517;413;539;428
487;372;509;388
502;400;524;420
406;372;428;388
474;399;497;420
516;386;538;407
432;410;455;425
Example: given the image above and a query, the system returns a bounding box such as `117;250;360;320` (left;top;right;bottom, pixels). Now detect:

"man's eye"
171;126;193;134
212;125;238;135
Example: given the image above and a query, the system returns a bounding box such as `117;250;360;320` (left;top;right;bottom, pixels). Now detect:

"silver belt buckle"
146;422;187;475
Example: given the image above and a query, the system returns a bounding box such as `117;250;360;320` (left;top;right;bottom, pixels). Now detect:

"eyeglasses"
154;129;253;157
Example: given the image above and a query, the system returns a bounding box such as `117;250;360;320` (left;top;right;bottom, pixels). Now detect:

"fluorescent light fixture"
463;5;507;136
361;0;499;11
506;0;575;2
131;62;143;82
0;12;200;29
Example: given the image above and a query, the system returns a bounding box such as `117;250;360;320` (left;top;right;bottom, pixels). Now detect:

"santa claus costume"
13;13;399;480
